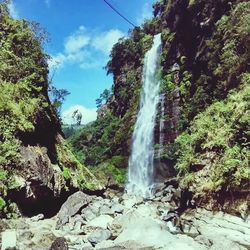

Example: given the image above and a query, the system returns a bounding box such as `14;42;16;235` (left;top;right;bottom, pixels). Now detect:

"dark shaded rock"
162;211;178;222
164;185;175;194
153;159;176;183
19;146;62;195
56;191;93;228
50;237;68;250
0;220;10;232
161;193;173;202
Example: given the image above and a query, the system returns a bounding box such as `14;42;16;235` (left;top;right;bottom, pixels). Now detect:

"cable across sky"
103;0;136;27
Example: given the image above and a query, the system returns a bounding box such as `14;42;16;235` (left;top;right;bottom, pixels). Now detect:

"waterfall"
158;94;165;158
126;34;162;198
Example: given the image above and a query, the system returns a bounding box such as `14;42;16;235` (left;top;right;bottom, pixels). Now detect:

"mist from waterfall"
126;34;162;198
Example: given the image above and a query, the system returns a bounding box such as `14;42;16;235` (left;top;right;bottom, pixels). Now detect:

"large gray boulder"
87;229;112;245
114;217;175;248
1;230;17;250
88;215;114;229
56;191;93;228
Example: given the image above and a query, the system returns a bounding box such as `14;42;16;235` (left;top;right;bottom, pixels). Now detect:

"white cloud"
93;29;124;54
137;2;153;25
62;105;97;125
64;26;90;54
48;53;66;69
7;1;19;19
48;26;124;70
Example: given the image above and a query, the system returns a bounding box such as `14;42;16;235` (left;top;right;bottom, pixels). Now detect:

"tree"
72;110;82;126
49;85;70;117
95;88;112;108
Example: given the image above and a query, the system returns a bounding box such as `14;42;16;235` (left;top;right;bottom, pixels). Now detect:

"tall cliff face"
69;0;249;214
0;4;99;217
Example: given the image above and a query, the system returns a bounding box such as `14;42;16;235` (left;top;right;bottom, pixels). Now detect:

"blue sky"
8;0;155;124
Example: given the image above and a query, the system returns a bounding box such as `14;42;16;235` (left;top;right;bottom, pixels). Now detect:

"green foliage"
179;71;192;96
93;159;127;186
175;82;250;192
66;0;250;205
62;167;71;180
161;73;175;92
96;88;112;108
109;155;127;168
0;197;6;211
188;0;195;6
49;86;70;117
0;3;49;169
0;3;81;217
69;112;121;166
206;2;250;96
161;29;174;44
62;125;80;139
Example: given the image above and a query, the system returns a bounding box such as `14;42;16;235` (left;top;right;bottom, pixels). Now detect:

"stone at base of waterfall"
80;242;93;250
210;236;247;250
114;217;175;248
99;204;113;215
122;195;143;209
136;203;158;219
182;223;200;237
30;213;44;222
87;229;112;245
50;237;68;250
88;215;113;229
110;210;141;233
95;240;115;249
111;203;124;214
56;191;93;228
1;230;17;250
193;209;250;247
81;207;97;222
174;235;207;250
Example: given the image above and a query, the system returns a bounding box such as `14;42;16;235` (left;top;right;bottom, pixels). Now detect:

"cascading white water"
126;34;162;197
158;94;165;158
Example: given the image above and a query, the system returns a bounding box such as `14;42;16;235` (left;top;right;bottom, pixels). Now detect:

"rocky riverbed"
1;183;249;250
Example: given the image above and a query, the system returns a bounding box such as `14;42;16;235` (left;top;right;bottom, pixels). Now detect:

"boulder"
99;205;113;215
50;237;68;250
87;229;112;245
195;235;212;247
88;215;114;229
111;203;124;214
30;214;44;222
193;210;250;247
114;217;176;248
95;240;115;249
1;230;17;250
210;236;247;250
56;191;92;228
81;208;97;222
123;195;143;209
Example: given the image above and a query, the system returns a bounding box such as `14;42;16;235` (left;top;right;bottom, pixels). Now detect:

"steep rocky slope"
69;0;250;214
0;3;99;217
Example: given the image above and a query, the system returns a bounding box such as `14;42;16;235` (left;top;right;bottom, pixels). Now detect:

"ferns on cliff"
176;74;250;193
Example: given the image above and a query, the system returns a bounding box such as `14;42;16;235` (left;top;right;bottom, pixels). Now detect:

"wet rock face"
153;159;176;182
